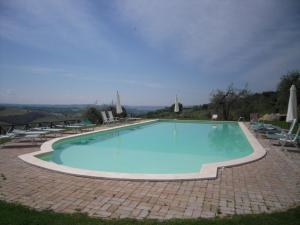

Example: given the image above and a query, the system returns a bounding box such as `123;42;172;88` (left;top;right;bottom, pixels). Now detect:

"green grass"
0;200;300;225
144;109;209;120
264;120;290;129
264;120;299;133
0;107;29;117
0;137;11;145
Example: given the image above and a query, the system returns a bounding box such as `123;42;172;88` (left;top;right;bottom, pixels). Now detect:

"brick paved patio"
0;124;299;219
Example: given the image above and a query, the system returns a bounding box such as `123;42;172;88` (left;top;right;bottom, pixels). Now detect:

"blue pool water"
40;120;253;174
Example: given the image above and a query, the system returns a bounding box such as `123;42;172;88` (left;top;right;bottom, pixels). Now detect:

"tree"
210;84;251;120
83;107;102;124
276;71;300;113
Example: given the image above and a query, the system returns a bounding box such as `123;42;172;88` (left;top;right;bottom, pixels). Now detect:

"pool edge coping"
18;120;266;181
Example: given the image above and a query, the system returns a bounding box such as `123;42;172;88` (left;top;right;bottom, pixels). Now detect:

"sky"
0;0;299;106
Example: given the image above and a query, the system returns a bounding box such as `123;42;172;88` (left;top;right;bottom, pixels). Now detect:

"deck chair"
0;133;15;140
101;111;111;125
32;127;65;137
108;111;119;123
12;129;49;136
266;119;297;140
251;123;281;134
279;125;300;149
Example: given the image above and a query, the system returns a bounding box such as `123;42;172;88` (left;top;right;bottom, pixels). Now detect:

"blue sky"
0;0;300;106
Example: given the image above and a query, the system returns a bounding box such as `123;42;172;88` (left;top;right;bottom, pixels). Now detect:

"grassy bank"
0;200;300;225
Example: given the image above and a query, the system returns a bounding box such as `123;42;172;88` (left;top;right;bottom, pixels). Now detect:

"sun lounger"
101;111;111;125
251;123;281;134
279;125;300;149
22;133;44;142
266;119;297;140
76;119;96;131
108;111;119;123
12;129;49;136
31;127;65;137
0;133;15;139
32;127;65;132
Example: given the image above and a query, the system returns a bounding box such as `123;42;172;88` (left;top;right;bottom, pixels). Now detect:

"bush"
83;107;102;124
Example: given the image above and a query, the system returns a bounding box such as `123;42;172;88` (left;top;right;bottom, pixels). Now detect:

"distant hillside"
0;105;84;125
125;105;165;116
0;104;165;125
143;105;210;120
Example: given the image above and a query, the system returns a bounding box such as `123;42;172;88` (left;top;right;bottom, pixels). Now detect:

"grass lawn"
0;137;11;145
0;200;299;225
264;120;299;134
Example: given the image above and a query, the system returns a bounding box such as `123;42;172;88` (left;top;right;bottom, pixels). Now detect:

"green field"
0;107;29;116
0;201;299;225
0;105;83;125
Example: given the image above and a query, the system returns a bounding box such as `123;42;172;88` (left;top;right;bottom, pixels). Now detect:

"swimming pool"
19;120;266;180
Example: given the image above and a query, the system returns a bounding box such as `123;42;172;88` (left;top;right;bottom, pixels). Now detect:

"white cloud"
116;0;300;88
0;0;113;52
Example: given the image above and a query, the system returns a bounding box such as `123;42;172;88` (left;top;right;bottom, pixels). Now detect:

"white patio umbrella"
286;85;297;122
174;95;179;113
116;91;123;114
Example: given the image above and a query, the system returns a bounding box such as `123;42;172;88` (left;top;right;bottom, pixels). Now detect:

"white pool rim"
19;120;266;181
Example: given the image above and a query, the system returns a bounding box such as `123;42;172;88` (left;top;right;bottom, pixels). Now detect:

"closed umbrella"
286;85;297;122
174;95;179;113
116;91;123;114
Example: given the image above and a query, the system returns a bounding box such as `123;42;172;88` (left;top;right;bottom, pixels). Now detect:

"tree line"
210;71;300;120
143;71;300;121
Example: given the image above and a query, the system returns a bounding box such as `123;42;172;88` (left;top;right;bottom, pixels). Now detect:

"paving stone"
0;123;299;219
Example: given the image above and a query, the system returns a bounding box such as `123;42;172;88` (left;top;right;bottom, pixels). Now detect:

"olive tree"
276;71;300;113
210;84;251;120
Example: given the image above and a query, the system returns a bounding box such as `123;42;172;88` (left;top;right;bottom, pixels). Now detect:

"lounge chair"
11;128;49;140
69;119;95;126
76;119;96;131
22;133;44;142
0;133;15;139
279;125;300;149
251;123;281;134
32;127;65;132
108;111;119;123
55;121;87;131
265;119;297;140
101;111;111;125
32;127;65;137
125;114;140;122
12;129;50;136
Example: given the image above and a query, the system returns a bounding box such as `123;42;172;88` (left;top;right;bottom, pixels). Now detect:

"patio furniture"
77;119;96;131
101;111;112;125
0;133;15;139
279;125;300;149
31;127;65;137
251;123;281;134
265;119;297;140
108;111;119;123
12;129;49;136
